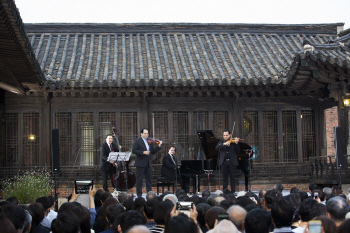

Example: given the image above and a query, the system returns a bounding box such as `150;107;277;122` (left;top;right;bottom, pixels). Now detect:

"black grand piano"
179;130;253;193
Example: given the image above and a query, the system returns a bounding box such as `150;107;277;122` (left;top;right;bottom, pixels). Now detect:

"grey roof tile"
24;23;350;89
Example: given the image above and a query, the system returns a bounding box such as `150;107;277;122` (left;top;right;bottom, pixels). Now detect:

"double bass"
110;127;136;190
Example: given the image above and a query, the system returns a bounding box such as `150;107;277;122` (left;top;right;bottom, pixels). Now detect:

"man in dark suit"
215;129;240;193
100;134;119;191
132;128;162;197
161;146;178;181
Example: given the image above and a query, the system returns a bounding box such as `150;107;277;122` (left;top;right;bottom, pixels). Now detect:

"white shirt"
46;209;58;224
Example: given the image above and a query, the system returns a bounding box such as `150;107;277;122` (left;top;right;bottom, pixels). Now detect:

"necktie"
110;144;113;152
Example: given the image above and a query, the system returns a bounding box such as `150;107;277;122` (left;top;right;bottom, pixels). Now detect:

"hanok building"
1;0;350;193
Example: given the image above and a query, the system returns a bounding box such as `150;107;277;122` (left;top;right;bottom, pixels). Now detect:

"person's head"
258;190;267;198
264;189;282;210
29;203;45;231
223;129;231;141
140;128;149;138
298;190;309;203
271;198;294;228
274;183;283;192
213;196;226;207
144;199;159;220
47;196;55;209
336;219;350;233
51;212;81;233
102;197;119;217
164;213;199;233
117;192;128;204
168;146;176;155
204;206;226;230
235;196;255;210
202;190;211;199
126;225;151;233
6;197;19;205
21;208;32;233
162;194;178;206
323;187;332;195
298;198;323;222
123;198;134;212
227;205;247;231
290;187;299;194
206;194;219;206
0;216;16;233
153;200;174;225
309;183;319;193
312;189;325;202
72;206;91;233
326;196;348;225
35;196;51;215
212;219;238;233
117;210;146;233
0;204;26;233
105;204;125;225
134;197;146;214
244;208;271;233
314;215;336;233
196;203;211;227
146;191;156;201
106;134;113;144
58;202;77;214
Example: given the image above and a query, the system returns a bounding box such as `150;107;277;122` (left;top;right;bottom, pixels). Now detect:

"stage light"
29;134;36;140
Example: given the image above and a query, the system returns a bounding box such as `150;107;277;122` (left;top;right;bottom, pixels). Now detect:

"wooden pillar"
296;108;303;163
258;109;263;162
41;96;52;166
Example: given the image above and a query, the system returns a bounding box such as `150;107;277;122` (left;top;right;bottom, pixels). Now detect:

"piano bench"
156;177;175;195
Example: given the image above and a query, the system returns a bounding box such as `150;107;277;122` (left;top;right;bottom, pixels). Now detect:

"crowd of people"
1;183;350;233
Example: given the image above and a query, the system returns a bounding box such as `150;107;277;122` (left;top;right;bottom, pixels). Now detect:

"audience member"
35;197;52;229
144;199;159;228
227;205;247;232
146;191;156;201
115;210;146;233
271;199;294;232
314;215;336;233
326;196;348;227
274;183;283;193
149;200;174;233
204;207;226;230
244;208;271;233
94;197;119;233
1;204;26;233
117;192;128;204
311;189;326;204
51;212;80;233
29;203;50;233
202;190;211;200
126;225;151;233
212;197;226;207
264;189;282;211
164;214;199;233
134;197;146;215
72;206;91;233
295;198;323;232
101;204;125;233
196;203;211;233
162;194;178;206
0;216;17;233
6;197;19;205
211;219;238;233
297;191;309;203
336;218;350;233
123;199;134;212
235;197;255;210
308;183;318;194
290;187;299;194
46;196;58;224
258;190;267;198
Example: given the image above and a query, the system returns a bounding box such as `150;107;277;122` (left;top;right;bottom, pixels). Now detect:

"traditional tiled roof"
0;0;44;94
24;23;350;90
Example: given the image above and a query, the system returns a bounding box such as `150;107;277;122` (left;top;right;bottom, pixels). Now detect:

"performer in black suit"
132;128;162;197
161;146;178;181
215;129;240;193
99;134;120;191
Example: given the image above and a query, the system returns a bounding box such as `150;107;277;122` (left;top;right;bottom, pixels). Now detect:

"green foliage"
2;168;53;204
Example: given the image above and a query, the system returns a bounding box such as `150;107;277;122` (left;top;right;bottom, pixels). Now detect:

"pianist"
215;129;240;193
161;146;182;188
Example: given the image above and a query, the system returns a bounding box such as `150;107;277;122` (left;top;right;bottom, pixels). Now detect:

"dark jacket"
132;137;161;168
99;142;119;171
215;139;240;166
161;153;178;180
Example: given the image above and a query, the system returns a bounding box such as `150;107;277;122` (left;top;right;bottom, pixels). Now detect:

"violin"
147;137;175;145
226;138;245;144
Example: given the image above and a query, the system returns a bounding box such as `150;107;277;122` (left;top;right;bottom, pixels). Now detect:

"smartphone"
176;202;193;217
75;179;93;194
309;220;321;233
217;213;229;222
314;192;319;200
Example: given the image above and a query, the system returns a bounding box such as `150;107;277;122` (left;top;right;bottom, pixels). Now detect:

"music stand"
108;152;131;162
108;152;132;192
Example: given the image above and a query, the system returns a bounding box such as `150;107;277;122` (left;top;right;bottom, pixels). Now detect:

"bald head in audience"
227;205;247;232
127;225;151;233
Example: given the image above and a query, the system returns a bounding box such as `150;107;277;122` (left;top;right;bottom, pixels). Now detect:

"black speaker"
51;128;60;173
333;126;345;169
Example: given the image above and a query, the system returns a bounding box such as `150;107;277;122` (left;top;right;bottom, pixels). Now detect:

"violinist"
99;134;121;192
215;129;240;193
132;128;162;197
